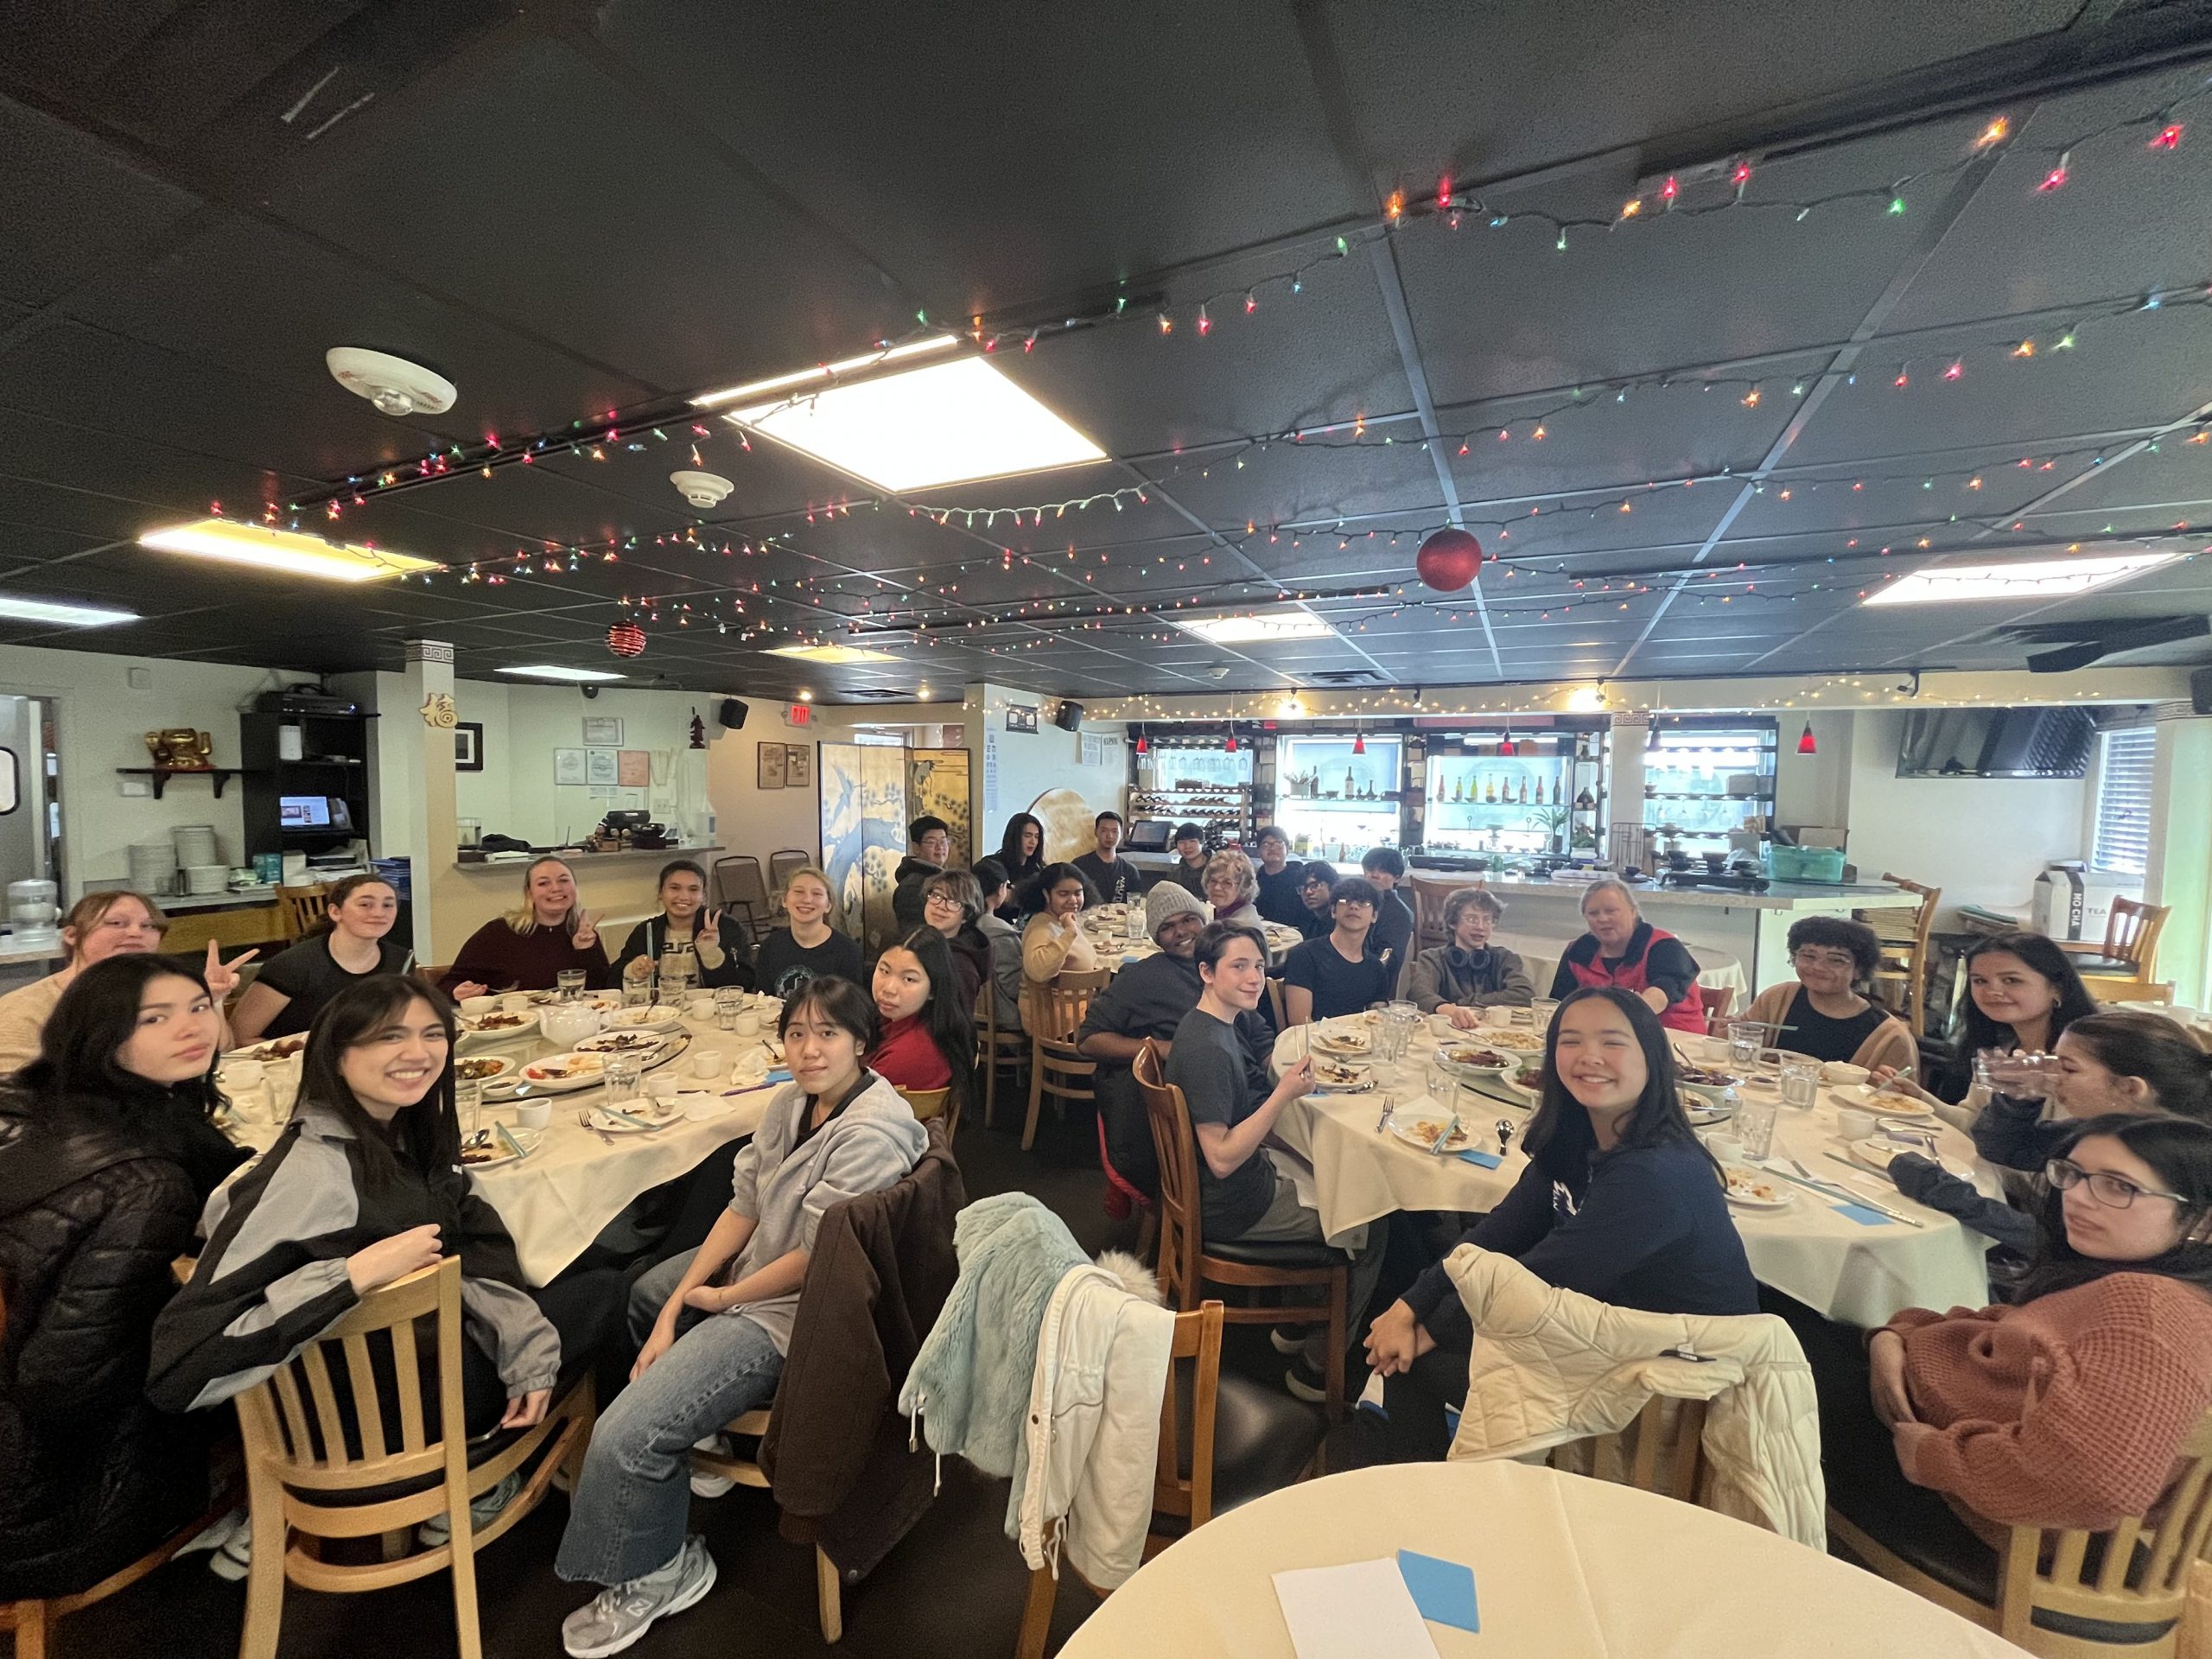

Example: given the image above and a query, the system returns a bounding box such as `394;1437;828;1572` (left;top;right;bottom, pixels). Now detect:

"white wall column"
400;640;457;963
1607;710;1649;869
2145;701;2211;1007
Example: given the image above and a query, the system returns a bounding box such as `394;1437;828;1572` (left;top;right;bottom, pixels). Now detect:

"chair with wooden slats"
976;980;1027;1132
1830;1407;2212;1657
2074;897;2175;1003
275;884;330;944
1408;872;1470;956
1018;969;1109;1153
689;1408;846;1642
1696;984;1734;1034
1548;1395;1709;1505
893;1084;954;1138
227;1255;595;1659
1861;874;1942;1036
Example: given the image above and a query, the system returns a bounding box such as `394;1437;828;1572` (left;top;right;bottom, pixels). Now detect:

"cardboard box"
2031;863;2139;943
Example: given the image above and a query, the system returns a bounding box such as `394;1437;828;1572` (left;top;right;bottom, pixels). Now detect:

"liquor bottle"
1484;775;1496;804
1344;766;1356;798
1519;776;1529;804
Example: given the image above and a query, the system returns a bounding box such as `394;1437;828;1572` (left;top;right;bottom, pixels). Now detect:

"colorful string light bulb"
2038;151;2071;191
2152;124;2183;149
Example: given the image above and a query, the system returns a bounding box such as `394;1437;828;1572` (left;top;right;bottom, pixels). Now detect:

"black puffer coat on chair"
0;1099;227;1598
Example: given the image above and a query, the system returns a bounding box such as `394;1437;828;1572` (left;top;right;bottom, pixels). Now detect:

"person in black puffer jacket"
0;955;246;1599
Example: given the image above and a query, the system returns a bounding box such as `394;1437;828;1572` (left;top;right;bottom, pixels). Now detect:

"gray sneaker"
417;1470;521;1549
561;1535;717;1658
689;1433;736;1498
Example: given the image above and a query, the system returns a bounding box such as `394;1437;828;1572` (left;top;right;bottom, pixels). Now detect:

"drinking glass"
1976;1049;2051;1100
715;987;743;1032
623;972;654;1008
556;968;587;1002
602;1053;644;1109
1725;1019;1764;1071
1779;1053;1822;1111
1735;1089;1780;1160
1124;906;1145;941
457;1077;483;1142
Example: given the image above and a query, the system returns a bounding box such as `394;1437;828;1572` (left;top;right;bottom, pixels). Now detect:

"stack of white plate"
172;824;221;868
128;840;175;895
183;865;228;894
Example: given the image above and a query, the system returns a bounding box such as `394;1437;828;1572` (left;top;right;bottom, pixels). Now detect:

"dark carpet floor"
31;1089;1309;1659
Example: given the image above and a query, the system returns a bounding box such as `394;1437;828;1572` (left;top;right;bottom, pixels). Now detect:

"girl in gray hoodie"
556;975;927;1658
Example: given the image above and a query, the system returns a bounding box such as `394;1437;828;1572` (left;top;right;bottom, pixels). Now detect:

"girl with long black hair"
867;930;976;1123
995;811;1047;917
1352;987;1758;1462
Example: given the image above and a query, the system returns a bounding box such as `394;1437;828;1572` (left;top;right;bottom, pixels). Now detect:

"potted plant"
1528;804;1569;855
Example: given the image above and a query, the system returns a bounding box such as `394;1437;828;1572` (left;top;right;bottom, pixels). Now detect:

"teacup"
1823;1062;1870;1086
461;995;499;1015
690;1048;726;1080
645;1074;681;1104
1836;1108;1878;1141
1705;1134;1745;1165
734;1010;762;1038
516;1100;552;1131
500;992;536;1013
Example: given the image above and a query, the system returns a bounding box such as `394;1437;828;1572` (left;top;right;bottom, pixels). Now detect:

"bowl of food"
605;1003;684;1033
1439;1046;1514;1077
1510;1064;1545;1096
1674;1064;1743;1109
1822;1062;1870;1086
1479;1027;1548;1055
455;1054;515;1084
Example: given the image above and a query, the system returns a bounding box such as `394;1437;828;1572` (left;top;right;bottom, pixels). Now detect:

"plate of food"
460;1125;541;1169
1848;1134;1959;1178
1311;1025;1374;1057
458;1008;538;1039
455;1054;516;1084
602;1003;684;1033
517;1051;608;1092
575;1029;675;1056
1438;1045;1514;1076
1509;1063;1545;1094
1478;1027;1548;1055
1309;1056;1376;1093
1675;1064;1742;1109
584;1103;679;1135
1390;1115;1478;1155
223;1035;308;1065
1722;1166;1793;1210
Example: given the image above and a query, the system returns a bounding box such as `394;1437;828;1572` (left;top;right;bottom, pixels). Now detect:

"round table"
1270;1014;1999;1326
1060;1460;2022;1657
222;995;777;1285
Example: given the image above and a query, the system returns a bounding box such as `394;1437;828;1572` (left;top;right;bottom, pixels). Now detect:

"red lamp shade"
1135;734;1148;755
1796;721;1817;755
1225;733;1238;753
607;621;647;658
1415;527;1485;593
1352;733;1366;755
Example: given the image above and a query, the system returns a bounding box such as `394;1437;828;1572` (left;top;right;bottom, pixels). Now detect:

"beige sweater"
1021;914;1101;983
0;970;70;1075
1740;981;1916;1073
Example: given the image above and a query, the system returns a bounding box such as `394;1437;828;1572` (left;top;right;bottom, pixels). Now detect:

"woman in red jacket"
866;929;975;1124
1547;878;1706;1033
1804;1115;2212;1557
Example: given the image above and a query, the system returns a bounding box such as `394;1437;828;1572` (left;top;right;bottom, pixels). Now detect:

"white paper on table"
1272;1558;1441;1659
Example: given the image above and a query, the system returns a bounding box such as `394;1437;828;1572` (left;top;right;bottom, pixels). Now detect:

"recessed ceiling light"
0;594;138;628
767;643;901;664
1863;552;2176;606
692;335;964;408
494;664;628;683
1173;609;1338;645
140;519;439;582
717;354;1107;491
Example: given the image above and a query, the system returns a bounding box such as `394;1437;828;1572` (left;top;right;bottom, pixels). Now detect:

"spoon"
1495;1118;1516;1159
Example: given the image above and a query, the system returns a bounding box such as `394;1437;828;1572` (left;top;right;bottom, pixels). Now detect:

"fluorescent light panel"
140;519;438;582
724;354;1107;491
692;334;963;408
767;643;899;664
1863;552;2176;607
1173;609;1338;645
494;664;627;683
0;594;137;627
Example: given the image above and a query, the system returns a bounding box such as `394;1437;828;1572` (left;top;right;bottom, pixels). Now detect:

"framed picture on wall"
582;715;623;746
616;749;650;786
785;744;812;788
759;741;787;789
455;722;484;771
586;748;619;785
554;748;587;785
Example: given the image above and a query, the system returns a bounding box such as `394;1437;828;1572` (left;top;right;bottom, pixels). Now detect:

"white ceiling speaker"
670;470;735;510
325;346;457;417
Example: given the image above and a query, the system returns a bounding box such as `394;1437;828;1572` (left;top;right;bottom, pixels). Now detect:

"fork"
575;1108;615;1145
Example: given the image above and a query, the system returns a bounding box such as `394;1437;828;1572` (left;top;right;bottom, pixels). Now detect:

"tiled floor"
44;1092;1299;1659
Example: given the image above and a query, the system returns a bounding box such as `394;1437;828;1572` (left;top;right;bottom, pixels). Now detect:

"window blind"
2091;728;2156;876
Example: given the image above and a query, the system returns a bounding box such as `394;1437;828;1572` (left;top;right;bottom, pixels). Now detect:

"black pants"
1323;1342;1471;1471
458;1269;628;1435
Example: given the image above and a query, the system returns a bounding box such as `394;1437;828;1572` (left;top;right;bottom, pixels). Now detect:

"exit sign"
785;703;811;727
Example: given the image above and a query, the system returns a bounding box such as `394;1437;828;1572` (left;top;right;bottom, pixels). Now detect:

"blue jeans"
554;1251;784;1586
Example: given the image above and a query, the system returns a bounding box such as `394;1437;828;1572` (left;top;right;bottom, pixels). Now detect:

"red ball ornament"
1415;527;1485;593
607;621;646;658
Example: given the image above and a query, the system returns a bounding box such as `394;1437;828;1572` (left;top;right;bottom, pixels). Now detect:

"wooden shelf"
117;766;245;800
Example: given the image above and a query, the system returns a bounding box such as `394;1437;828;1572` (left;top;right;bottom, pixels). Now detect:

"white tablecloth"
1271;1015;1999;1326
1060;1460;2024;1658
226;1002;772;1285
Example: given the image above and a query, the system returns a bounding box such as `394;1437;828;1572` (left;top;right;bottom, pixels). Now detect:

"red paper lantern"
607;621;646;658
1415;527;1485;593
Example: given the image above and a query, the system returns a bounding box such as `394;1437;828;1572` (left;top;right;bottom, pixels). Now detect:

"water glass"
715;987;743;1031
602;1053;644;1109
457;1077;483;1141
1976;1049;2051;1100
1735;1088;1780;1160
556;968;587;1002
623;973;654;1008
1725;1019;1764;1071
1124;906;1144;940
1779;1053;1822;1111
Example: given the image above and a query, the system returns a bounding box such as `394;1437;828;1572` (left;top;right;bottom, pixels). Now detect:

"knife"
1428;1111;1459;1157
1759;1161;1925;1227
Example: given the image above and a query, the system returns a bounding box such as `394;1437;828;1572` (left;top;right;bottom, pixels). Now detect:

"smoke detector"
326;347;456;417
670;470;734;510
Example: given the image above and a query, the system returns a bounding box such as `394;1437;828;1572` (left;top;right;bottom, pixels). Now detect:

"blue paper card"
1833;1201;1893;1226
1396;1549;1479;1632
1457;1148;1503;1167
766;1068;791;1083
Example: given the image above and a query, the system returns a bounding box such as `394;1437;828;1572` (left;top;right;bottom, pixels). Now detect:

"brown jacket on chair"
760;1119;967;1580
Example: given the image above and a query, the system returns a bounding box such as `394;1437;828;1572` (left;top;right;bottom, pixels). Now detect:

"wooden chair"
1549;1395;1709;1504
2074;898;2175;1001
1696;984;1734;1034
976;981;1027;1132
275;883;329;944
712;855;772;945
1264;976;1287;1033
1018;969;1109;1153
895;1084;955;1138
229;1256;596;1659
768;849;813;918
1015;1302;1224;1659
1863;874;1942;1037
1829;1407;2212;1657
1408;872;1468;956
690;1408;845;1642
1135;1039;1347;1415
415;963;455;995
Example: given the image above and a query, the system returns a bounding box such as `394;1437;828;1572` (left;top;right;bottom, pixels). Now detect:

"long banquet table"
1271;1009;2000;1326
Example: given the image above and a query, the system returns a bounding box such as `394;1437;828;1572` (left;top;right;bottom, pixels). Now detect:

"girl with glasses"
1796;1116;2212;1548
1736;917;1914;1071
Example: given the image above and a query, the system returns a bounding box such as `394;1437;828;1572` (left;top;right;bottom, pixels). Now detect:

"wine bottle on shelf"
1519;776;1529;804
1344;766;1356;798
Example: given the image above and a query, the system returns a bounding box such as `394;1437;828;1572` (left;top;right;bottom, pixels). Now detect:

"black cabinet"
238;713;373;861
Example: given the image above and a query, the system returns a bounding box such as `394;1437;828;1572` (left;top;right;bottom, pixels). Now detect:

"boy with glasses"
1280;876;1400;1024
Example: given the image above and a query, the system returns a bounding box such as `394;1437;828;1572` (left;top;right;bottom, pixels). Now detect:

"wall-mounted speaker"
2192;668;2212;715
719;698;748;729
1054;701;1084;732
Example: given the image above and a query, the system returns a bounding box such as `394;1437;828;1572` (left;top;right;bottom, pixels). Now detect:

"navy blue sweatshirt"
1402;1141;1757;1348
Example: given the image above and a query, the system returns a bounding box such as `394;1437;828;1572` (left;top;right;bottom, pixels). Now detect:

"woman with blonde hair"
0;891;253;1073
438;856;612;996
750;864;863;1001
1202;849;1263;927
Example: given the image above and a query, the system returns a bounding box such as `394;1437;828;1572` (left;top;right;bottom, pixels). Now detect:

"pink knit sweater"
1885;1273;2212;1529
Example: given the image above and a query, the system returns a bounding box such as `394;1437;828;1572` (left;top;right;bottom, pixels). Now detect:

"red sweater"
867;1014;951;1093
440;918;615;995
1884;1273;2212;1529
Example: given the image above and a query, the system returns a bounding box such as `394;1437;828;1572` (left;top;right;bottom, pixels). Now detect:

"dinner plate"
459;1127;542;1170
222;1036;308;1065
1722;1166;1794;1209
1308;1061;1376;1093
575;1029;677;1057
1435;1044;1516;1076
1311;1028;1374;1058
1848;1135;1956;1177
515;1051;609;1092
1472;1027;1547;1055
1389;1115;1478;1155
586;1103;682;1134
601;1003;685;1033
1685;1100;1736;1127
454;1053;517;1084
456;1009;540;1040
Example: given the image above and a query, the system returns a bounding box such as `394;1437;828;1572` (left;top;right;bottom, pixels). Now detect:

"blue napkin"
1456;1148;1503;1167
766;1067;791;1083
1396;1549;1479;1633
1832;1201;1893;1226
